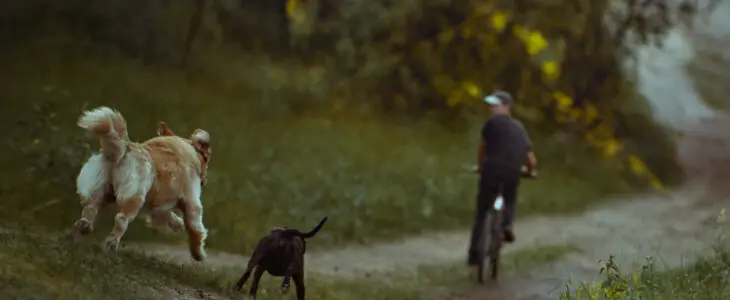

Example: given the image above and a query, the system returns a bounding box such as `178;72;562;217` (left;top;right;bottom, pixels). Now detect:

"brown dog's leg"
104;196;143;252
248;266;265;300
75;192;113;235
281;257;301;294
235;268;253;291
293;271;305;300
236;244;266;291
181;201;208;261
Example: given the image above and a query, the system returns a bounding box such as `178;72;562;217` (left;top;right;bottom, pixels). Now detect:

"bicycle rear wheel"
476;212;489;284
482;208;504;282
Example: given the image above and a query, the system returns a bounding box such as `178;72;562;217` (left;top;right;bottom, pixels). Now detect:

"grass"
0;224;577;300
1;35;643;257
561;211;730;300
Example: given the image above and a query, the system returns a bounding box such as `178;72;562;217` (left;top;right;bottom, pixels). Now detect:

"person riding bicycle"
468;90;538;266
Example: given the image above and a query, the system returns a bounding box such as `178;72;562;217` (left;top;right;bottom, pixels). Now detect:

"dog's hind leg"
75;154;112;235
75;191;113;235
145;210;185;234
180;176;208;261
281;258;301;294
234;268;253;291
235;246;265;291
248;266;265;300
105;158;152;252
292;271;305;300
105;195;144;252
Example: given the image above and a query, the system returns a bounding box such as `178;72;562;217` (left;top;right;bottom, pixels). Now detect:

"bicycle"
471;165;536;283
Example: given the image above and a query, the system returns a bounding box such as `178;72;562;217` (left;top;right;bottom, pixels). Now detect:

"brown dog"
74;107;211;261
156;121;210;187
235;216;328;300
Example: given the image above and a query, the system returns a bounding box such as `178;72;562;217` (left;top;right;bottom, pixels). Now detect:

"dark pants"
468;164;520;260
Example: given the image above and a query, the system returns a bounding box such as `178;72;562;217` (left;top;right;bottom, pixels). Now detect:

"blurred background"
1;0;729;299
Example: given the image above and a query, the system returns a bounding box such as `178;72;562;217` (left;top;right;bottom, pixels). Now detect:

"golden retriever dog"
73;107;211;261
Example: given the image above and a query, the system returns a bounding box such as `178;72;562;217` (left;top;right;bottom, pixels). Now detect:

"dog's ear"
157;121;176;136
191;129;211;153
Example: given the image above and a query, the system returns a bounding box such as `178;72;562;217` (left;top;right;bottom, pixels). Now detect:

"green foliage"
561;211;730;300
0;39;634;255
561;250;730;300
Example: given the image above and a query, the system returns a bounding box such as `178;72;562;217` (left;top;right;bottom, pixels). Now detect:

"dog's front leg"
248;266;265;300
105;195;143;252
181;200;208;261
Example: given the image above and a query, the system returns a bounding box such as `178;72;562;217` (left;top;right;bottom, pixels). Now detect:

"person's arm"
516;121;537;173
475;119;491;173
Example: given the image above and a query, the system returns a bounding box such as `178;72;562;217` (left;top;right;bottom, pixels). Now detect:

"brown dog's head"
157;121;212;186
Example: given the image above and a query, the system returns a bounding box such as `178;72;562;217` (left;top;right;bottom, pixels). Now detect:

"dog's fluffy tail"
299;216;328;239
78;106;129;163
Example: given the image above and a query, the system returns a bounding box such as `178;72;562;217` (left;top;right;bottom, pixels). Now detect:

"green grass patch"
561;250;730;300
561;214;730;300
1;37;638;256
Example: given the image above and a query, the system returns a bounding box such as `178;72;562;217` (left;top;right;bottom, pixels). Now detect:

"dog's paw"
280;283;290;294
191;248;207;262
74;218;93;235
103;236;120;252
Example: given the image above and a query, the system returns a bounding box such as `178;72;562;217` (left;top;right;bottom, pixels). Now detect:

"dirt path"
138;114;730;286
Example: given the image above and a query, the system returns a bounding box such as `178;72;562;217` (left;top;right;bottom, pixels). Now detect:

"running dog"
235;216;328;300
73;107;211;261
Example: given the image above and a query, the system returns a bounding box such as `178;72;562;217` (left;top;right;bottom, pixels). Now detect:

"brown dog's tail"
285;216;328;239
78;106;129;164
301;216;328;238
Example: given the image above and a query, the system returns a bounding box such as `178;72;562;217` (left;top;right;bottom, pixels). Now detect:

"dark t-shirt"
480;115;532;171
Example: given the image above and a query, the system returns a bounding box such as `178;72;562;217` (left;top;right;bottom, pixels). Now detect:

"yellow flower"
649;175;664;190
490;11;509;32
552;91;573;112
541;61;560;81
285;0;306;24
462;81;481;97
602;139;621;157
524;31;548;55
627;155;647;175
